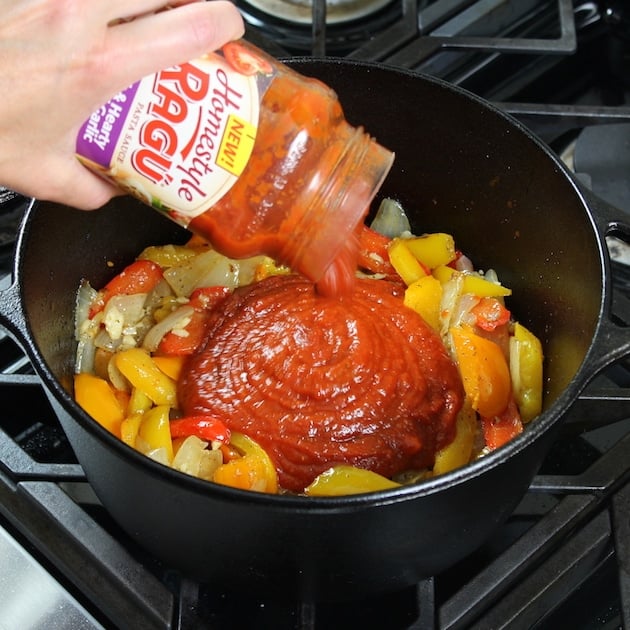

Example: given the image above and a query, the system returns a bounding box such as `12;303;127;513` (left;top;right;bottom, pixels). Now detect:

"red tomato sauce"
178;275;464;492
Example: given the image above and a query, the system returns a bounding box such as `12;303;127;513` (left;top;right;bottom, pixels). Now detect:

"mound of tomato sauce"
178;274;464;493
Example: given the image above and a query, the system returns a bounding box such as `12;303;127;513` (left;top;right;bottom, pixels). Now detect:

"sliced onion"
455;254;474;273
197;449;223;481
172;435;208;476
450;293;479;329
141;304;195;353
163;249;240;297
93;327;122;352
144;447;171;466
74;281;100;374
171;436;223;480
439;272;464;339
103;294;147;330
74;280;98;340
74;335;96;375
369;198;411;237
484;268;499;283
237;255;270;286
143;279;176;315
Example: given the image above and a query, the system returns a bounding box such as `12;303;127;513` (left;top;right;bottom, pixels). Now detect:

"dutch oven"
1;59;629;602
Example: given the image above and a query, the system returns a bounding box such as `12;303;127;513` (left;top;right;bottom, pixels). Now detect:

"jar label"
76;47;272;224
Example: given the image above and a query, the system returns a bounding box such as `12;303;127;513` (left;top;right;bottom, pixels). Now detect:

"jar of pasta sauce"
76;40;394;295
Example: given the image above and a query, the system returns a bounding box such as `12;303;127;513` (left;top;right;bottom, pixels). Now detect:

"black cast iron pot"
1;59;629;602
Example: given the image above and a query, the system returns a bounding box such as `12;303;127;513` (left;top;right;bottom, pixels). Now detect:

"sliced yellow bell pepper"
305;465;401;496
510;322;544;423
137;243;199;268
388;238;427;285
403;233;456;269
450;326;512;418
137;404;174;462
432;264;456;284
120;412;143;448
404;275;443;331
253;258;291;282
127;386;153;416
152;355;185;381
74;373;125;436
432;401;477;475
213;432;278;493
461;273;512;298
114;347;177;406
435;267;510;297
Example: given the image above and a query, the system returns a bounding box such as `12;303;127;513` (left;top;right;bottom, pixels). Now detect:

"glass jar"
76;40;394;295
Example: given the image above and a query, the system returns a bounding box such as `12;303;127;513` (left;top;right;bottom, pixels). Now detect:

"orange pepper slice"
74;373;125;437
450;326;511;418
213;432;278;494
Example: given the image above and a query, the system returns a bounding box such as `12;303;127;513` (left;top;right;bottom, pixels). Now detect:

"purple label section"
76;82;140;166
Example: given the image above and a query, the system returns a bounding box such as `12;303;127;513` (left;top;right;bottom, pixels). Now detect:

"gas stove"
1;1;630;628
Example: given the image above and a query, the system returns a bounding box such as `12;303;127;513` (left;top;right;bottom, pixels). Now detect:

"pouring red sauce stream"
178;275;464;492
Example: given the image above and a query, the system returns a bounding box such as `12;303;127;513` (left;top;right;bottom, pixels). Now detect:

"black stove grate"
242;0;579;60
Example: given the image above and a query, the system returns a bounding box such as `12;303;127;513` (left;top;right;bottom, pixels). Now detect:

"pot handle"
0;192;31;349
580;185;630;373
0;274;30;344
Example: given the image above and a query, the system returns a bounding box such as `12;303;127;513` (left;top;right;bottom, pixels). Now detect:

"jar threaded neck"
280;125;394;285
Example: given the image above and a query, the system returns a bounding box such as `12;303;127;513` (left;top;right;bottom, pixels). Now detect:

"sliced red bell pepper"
187;285;232;310
157;286;231;356
169;415;231;443
89;259;164;318
357;225;397;275
156;310;209;356
481;397;523;450
471;296;511;332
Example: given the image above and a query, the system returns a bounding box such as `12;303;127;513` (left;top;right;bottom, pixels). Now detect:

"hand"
0;0;244;209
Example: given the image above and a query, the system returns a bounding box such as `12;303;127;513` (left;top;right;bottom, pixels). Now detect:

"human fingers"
103;0;203;24
62;176;122;211
29;157;122;210
105;1;244;79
